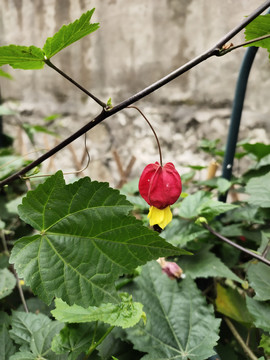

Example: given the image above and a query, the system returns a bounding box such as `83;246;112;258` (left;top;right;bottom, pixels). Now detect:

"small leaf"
0;45;45;70
10;171;182;307
217;178;231;194
215;283;253;324
43;9;99;59
247;261;270;301
126;262;221;360
0;268;16;299
246;172;270;208
246;296;270;332
0;68;13;79
52;293;144;329
259;334;270;356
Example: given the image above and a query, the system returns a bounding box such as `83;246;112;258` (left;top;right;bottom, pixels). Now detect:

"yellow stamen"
147;206;172;229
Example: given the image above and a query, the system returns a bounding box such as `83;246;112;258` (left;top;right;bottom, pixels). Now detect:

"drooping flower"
157;257;183;280
139;162;182;228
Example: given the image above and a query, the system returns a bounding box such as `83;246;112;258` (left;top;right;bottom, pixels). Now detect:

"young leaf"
126;262;221;360
259;334;270;357
245;15;270;55
0;45;45;70
52;293;144;329
246;172;270;208
246;296;270;332
0;268;16;299
43;9;99;59
179;246;242;283
10;171;183;307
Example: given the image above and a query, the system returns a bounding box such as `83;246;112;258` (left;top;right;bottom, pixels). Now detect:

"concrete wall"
0;0;269;184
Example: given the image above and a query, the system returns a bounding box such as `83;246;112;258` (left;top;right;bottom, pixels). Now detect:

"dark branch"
1;0;270;187
203;223;270;267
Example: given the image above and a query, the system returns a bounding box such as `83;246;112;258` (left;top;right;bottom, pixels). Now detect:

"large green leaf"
10;171;182;307
242;142;270;161
0;45;45;70
126;262;220;360
0;268;16;299
179;246;242;283
43;9;99;59
246;296;270;332
245;15;270;56
246;172;270;208
52;293;144;329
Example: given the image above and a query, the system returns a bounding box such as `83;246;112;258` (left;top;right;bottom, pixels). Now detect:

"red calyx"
138;162;182;209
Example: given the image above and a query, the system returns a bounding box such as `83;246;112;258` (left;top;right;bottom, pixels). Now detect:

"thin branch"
44;59;107;108
219;33;270;56
224;317;258;360
1;0;270;187
13;268;29;313
203;223;270;267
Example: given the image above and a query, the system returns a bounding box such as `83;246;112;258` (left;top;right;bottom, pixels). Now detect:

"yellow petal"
147;206;172;229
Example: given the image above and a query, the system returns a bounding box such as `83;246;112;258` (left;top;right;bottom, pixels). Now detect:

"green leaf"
179;191;237;220
246;172;270;208
259;334;270;356
179;246;242;283
0;45;45;70
246;296;270;332
247;261;270;301
245;15;270;55
52;293;144;329
10;171;182;307
9;311;52;346
51;322;107;359
0;105;15;115
216;178;231;194
126;262;221;360
242;142;270;161
0;325;16;360
10;352;36;360
0;268;16;299
0;155;29;180
22;124;58;144
215;283;253;324
0;68;13;79
43;9;99;59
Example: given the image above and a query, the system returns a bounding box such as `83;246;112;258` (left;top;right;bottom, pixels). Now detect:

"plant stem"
44;59;107;108
224;317;258;360
219;33;270;56
84;325;114;358
127;106;163;166
1;0;270;187
203;223;270;267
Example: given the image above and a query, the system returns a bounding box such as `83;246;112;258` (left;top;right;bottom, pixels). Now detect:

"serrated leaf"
247;261;270;301
10;352;36;360
246;172;270;208
126;262;221;360
43;9;99;59
246;296;270;332
259;334;270;356
52;293;143;329
215;283;253;324
10;171;182;307
179;246;242;283
0;268;16;299
0;325;16;360
52;322;109;359
245;15;270;55
0;45;45;70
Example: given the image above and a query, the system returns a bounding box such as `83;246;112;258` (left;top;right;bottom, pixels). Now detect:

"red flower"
139;162;182;209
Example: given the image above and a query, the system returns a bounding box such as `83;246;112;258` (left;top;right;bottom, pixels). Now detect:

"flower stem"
84;325;114;358
127;106;163;166
44;59;107;108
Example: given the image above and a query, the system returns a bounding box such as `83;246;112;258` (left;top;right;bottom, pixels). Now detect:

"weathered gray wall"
0;0;269;184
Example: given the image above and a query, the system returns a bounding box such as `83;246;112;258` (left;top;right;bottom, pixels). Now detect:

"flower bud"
139;162;182;209
157;258;183;280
